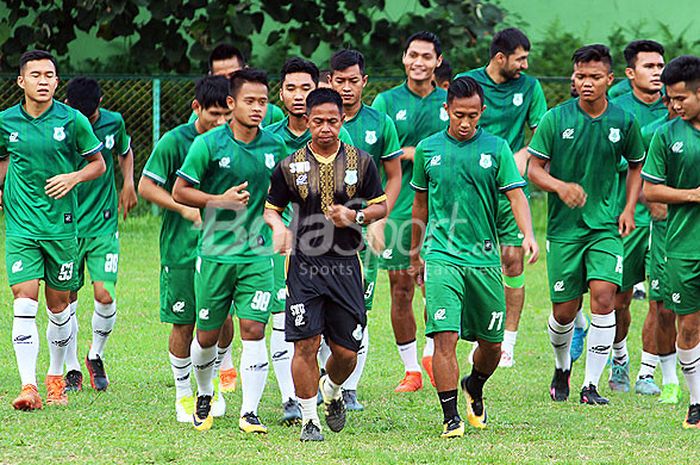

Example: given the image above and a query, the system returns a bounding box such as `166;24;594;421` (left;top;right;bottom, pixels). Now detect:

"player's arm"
409;191;428;285
264;164;293;254
138;176;201;225
327;158;388;227
117;146;138;219
45;152;106;199
505;188;539;263
619;161;642;237
640;129;700;203
0;157;7;210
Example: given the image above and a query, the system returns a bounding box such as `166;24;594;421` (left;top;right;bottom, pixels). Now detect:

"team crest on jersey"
53;127;66;141
105;134;115;150
219;156;231;168
365;130;377;145
439;107;449;121
671;141;684;153
608;127;620;143
395;109;407;121
344;169;358;186
479;153;492;169
9;131;18;142
512;93;524;106
264;153;276;169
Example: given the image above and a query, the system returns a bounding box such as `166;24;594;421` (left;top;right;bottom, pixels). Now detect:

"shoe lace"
243;412;261;425
46;377;64;395
196;395;212;417
90;356;106;378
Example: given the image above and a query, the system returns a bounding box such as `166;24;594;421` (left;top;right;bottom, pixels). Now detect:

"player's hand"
408;254;425;286
618;208;636;237
214;181;249;210
556;182;587;208
179;206;201;226
522;235;540;264
326;204;356;228
272;225;293;255
689;186;700;203
648;202;667;221
45;172;79;199
366;218;386;253
119;183;138;220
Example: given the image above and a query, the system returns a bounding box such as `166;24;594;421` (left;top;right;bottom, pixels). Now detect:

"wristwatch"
355;210;366;225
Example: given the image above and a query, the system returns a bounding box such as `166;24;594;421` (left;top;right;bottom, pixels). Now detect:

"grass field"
0;210;698;465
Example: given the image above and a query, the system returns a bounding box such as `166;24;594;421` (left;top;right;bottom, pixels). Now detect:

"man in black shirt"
265;88;387;441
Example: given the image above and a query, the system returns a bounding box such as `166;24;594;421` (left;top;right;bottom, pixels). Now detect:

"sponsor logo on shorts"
277;288;287;301
395;109;407;121
265;153;276;169
671;141;684;154
434;308;446;321
608;127;620;143
53;127;66;141
64;213;73;224
365;130;377;145
479;153;492;169
382;249;393;260
105;134;115;150
483;239;493;252
615;255;623;274
172;301;186;313
554;281;565;292
9;131;18;142
219;157;231;168
199;308;210;320
430;155;441;166
561;128;575;139
512;93;524;106
651;279;659;290
439;107;449;121
672;293;681;304
11;260;23;273
352;324;363;341
290;303;306;327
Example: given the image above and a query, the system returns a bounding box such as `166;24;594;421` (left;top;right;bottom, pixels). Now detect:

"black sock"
467;368;490;400
438;390;459;421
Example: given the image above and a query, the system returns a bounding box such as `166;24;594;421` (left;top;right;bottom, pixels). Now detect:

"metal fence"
0;74;573;194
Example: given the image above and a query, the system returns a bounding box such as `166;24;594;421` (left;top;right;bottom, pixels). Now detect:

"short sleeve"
410;143;428;191
265;164;291;212
176;135;209;186
371;93;387;114
339;126;355;146
528;80;548;129
116;116;131;156
641;131;667;184
75;112;103;158
359;156;386;205
623;118;646;164
527;110;555;160
381;115;402;160
143;132;176;186
496;142;526;192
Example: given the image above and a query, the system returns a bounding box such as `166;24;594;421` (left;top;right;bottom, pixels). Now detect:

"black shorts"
285;253;366;352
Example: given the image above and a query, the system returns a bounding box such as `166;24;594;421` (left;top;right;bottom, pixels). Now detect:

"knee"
391;281;414;303
295;338;320;359
479;340;502;356
239;320;265;341
333;346;357;365
677;319;699;347
196;329;220;348
591;293;615;313
433;332;458;355
172;323;195;339
501;250;524;276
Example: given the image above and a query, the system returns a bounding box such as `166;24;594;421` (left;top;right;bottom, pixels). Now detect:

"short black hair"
434;59;452;83
306;88;343;115
208;44;246;72
19;49;58;75
404;31;442;57
623;40;665;67
194;75;230;110
661;55;700;91
572;44;613;71
490;28;531;58
330;49;366;75
447;76;484;105
229;68;268;98
281;57;319;85
66;76;101;118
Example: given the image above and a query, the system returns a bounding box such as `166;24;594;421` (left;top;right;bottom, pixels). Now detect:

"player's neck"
485;62;507;85
310;139;340;158
288;114;308;136
406;78;434;97
631;85;661;105
89;108;101;124
230;119;259;144
343;101;362;119
578;97;608;118
23;98;52;118
689;117;700;131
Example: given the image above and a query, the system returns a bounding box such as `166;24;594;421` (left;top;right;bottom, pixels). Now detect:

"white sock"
169;352;193;399
240;338;269;416
634;282;646;293
637;351;659;380
548;313;573;370
573;308;587;329
13;298;39;386
660;352;679;385
678;342;700;405
397;340;421;372
422;336;434;358
318;337;331;368
299;396;320;427
46;306;71;376
89;300;116;359
270;313;296;402
220;343;234;372
321;374;342;400
584;312;616;387
215;343;230;374
65;300;81;372
344;327;368;391
502;330;518;355
612;337;629;365
191;338;216;396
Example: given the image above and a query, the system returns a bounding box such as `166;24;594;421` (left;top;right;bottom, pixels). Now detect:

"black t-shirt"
266;142;386;257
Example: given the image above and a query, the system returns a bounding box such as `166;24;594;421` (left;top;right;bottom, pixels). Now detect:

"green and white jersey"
642;115;672;150
372;82;448;222
177;124;287;263
187;102;285;128
456;67;548;151
75;109;131;238
411;129;525;267
142;122;200;267
608;79;633;99
528;98;645;241
265;115;354;152
641;118;700;259
0;100;103;240
343;104;402;168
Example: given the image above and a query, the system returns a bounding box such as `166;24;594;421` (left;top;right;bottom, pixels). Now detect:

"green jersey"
187;102;285;128
456;67;547;151
343;104;402;167
372;82;448;221
411;129;525;267
142;122;201;267
177;124;287;263
608;79;633;99
75;109;131;238
528;98;646;241
642;115;672;150
641;118;700;259
265;115;354;152
0;100;103;240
